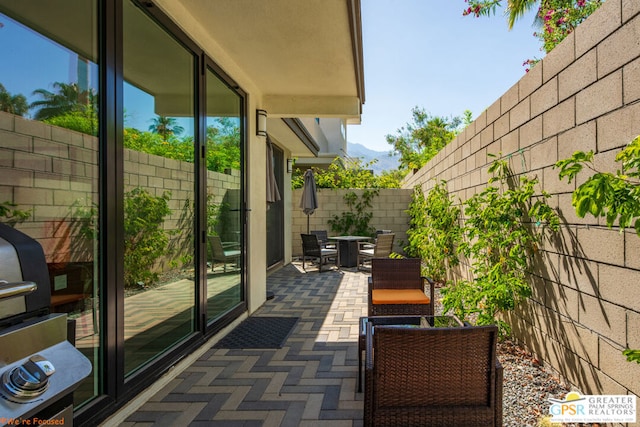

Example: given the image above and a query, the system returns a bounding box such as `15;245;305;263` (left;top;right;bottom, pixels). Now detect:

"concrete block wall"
0;112;98;263
404;0;640;398
291;188;413;257
0;111;240;266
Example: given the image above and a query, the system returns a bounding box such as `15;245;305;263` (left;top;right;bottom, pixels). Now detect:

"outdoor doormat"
213;316;299;349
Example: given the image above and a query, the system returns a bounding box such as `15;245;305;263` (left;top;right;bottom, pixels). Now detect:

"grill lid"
0;224;51;327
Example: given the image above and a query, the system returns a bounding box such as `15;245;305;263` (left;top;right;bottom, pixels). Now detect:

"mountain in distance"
346;142;399;175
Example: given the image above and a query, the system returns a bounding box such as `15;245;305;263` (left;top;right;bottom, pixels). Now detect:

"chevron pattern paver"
121;262;369;426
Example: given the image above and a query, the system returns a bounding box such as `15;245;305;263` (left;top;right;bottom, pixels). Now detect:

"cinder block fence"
404;0;640;398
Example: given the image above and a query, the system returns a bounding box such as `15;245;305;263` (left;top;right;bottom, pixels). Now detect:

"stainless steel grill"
0;223;91;426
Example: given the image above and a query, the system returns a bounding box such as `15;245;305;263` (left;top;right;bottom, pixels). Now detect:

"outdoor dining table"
357;315;465;392
327;235;371;268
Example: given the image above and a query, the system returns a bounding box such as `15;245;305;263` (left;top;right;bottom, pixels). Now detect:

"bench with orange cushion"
368;258;435;317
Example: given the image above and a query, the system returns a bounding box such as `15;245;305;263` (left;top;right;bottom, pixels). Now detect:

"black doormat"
213;316;299;349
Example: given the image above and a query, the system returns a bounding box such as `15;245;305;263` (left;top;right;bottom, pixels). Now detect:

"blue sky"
348;0;544;152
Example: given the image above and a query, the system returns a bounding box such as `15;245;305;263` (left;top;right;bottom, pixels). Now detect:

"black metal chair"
209;235;241;272
301;233;338;272
310;230;336;249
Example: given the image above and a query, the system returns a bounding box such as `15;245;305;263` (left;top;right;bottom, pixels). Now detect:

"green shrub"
0;201;31;226
556;136;640;363
442;157;559;336
405;182;461;283
123;188;172;287
328;190;379;237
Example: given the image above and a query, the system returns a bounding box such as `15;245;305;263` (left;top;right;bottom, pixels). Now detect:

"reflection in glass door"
205;67;243;323
122;0;196;374
0;1;101;407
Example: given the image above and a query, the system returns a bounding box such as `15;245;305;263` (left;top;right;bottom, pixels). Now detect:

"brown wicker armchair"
364;324;503;426
368;258;434;316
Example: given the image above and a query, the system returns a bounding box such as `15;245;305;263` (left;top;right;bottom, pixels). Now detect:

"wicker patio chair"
364;324;503;427
360;230;393;250
368;257;434;316
357;233;395;270
300;233;338;272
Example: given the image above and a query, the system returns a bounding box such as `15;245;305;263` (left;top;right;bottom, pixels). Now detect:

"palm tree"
149;115;184;140
505;0;539;29
30;82;97;120
0;83;28;116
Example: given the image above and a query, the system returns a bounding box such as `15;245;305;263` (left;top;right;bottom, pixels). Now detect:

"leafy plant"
30;82;98;121
292;157;400;190
442;157;559;336
623;349;640;364
0;201;31;226
385;107;469;172
0;83;28;116
555;135;640;236
405;181;461;283
556;136;640;362
123;188;172;287
328;189;379;237
206;117;241;173
462;0;602;69
122;118;240;174
44;107;98;136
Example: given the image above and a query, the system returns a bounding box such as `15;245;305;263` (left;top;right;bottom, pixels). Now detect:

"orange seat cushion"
372;289;430;305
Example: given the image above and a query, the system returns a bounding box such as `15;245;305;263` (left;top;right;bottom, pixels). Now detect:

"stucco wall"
404;0;640;398
291;188;413;257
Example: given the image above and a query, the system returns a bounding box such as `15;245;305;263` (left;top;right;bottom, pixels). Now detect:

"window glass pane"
0;1;100;407
205;68;243;322
123;0;195;374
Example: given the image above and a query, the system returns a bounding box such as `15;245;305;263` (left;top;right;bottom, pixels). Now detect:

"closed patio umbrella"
299;169;318;233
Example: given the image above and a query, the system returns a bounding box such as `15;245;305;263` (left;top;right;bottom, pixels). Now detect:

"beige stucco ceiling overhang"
174;0;365;120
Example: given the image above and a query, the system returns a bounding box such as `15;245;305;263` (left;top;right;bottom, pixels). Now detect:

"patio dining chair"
368;257;434;316
364;324;503;426
209;235;241;272
310;229;336;249
359;229;393;251
300;233;338;272
357;233;394;270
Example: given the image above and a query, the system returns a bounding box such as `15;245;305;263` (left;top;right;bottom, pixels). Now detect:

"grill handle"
0;280;37;300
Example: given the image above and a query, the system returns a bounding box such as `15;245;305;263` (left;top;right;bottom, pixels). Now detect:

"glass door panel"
0;1;100;407
205;68;243;323
122;0;196;374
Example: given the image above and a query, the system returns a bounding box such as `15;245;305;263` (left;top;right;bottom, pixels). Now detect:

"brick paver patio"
118;261;368;426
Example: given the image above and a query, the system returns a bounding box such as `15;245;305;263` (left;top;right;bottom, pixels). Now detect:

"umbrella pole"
307;214;310;234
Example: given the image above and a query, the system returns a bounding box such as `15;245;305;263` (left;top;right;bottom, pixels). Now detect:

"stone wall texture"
403;0;640;398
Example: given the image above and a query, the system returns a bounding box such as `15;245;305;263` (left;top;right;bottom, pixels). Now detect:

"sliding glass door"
122;0;196;374
205;66;244;324
0;0;247;419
